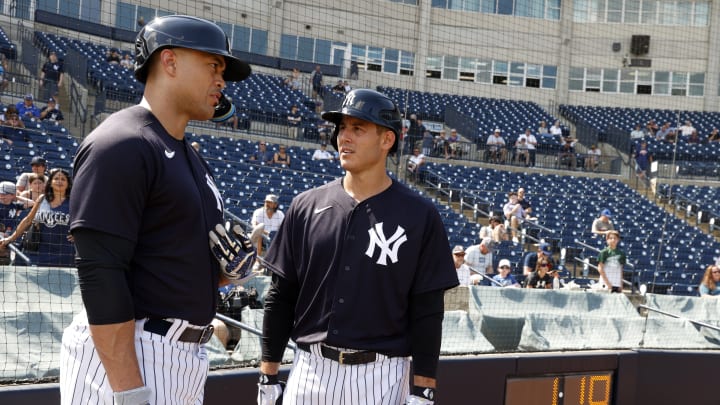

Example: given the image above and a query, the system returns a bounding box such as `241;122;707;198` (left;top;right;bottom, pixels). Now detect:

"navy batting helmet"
134;15;251;84
322;89;402;154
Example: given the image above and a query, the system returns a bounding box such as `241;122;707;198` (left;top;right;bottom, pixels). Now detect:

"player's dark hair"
45;168;72;203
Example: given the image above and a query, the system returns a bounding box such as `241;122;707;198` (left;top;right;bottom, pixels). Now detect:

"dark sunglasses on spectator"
500;266;510;269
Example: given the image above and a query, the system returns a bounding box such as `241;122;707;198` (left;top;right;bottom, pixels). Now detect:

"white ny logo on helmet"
365;222;407;265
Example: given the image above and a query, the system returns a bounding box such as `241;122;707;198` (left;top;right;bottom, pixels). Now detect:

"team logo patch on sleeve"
365;222;407;265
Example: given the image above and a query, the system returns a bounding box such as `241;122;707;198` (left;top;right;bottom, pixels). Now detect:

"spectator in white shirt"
312;142;335;161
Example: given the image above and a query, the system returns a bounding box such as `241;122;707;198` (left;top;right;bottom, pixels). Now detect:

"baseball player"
258;89;459;404
60;16;255;405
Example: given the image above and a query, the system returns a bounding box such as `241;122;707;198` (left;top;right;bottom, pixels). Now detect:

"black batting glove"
209;223;256;283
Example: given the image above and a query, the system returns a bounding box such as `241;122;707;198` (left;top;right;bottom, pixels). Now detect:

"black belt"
297;343;377;365
143;319;214;344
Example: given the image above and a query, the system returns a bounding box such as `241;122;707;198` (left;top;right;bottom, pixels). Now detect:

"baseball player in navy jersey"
59;16;255;405
258;89;459;405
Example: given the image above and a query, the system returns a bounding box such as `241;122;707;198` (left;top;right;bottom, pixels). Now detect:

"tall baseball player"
60;16;255;405
258;89;459;404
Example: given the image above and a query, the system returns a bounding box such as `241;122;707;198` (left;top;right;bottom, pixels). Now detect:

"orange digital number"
587;375;611;405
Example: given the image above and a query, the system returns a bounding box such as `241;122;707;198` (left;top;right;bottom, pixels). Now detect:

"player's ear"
158;48;179;78
380;128;395;152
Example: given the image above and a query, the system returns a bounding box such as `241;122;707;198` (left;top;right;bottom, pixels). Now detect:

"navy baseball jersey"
0;201;24;232
70;106;224;325
264;178;459;356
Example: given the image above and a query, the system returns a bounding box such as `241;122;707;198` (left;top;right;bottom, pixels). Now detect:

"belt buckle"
338;351;347;365
198;325;214;344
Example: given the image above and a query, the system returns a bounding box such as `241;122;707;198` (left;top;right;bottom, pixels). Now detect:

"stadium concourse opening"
1;0;720;403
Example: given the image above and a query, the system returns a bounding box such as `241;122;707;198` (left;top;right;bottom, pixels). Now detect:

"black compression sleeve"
261;273;299;362
409;289;445;378
73;228;136;325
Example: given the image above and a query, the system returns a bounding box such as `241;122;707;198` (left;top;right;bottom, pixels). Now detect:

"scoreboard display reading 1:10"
505;371;613;405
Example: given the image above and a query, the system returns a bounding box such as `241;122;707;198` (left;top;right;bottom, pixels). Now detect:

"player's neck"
342;171;392;202
139;95;188;140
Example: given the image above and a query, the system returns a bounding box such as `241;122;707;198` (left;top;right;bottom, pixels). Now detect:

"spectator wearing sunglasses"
492;259;520;287
699;264;720;298
525;258;554;289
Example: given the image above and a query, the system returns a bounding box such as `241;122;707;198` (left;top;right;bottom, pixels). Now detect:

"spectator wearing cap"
39;97;64;123
486;129;506;163
448;128;460;158
0;181;24;237
453;245;476;286
492;259;520;287
312;142;334;161
16;94;40;118
16;156;47;194
503;191;526;243
249;140;274;164
39;51;64;100
465;237;495;277
479;215;508;243
591;209;615;236
250;193;285;257
523;242;555;276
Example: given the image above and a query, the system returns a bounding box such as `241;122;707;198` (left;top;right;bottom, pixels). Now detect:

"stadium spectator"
678;120;695;137
16;156;47;194
311;64;323;98
18;173;45;209
699;264;720;297
537;120;548;135
0;181;24;236
525;128;538;166
343;80;352;92
644;119;658;137
120;53;133;70
597;230;626;293
514;129;529;165
708;127;720;142
655;122;676;143
464;237;494;276
686;130;702;144
249;140;274;164
591;208;615;236
331;79;345;93
492;259;520;288
448;128;460;158
106;48;121;64
406;147;426;182
2;168;73;266
287;105;301;139
250;193;284;258
558;136;577;169
349;60;359;79
453;245;477;286
273;145;291;166
16;94;40;118
634;141;652;185
525;257;555;289
317;114;333;143
517;187;533;219
585;144;601;171
39;97;64;123
479;215;508;243
503;191;525;242
311;142;334;161
486;128;506;163
549;120;563;136
283;68;301;90
523;242;555;276
630;124;645;140
2;105;24;128
0;53;8;92
435;129;450;158
421;130;434;156
39;51;64;100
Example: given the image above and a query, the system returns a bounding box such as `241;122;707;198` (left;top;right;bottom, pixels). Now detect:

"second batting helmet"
134;15;251;84
322;89;402;154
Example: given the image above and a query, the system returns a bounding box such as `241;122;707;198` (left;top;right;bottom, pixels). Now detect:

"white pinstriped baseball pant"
59;312;209;405
282;343;411;405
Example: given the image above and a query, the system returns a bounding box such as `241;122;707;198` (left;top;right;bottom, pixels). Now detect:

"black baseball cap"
31;156;46;166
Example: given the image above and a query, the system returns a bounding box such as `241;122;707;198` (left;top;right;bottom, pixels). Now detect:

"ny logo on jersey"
365;222;407;266
205;174;223;212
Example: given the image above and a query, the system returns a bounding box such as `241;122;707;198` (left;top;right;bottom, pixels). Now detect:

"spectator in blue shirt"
249;140;274;164
16;94;41;118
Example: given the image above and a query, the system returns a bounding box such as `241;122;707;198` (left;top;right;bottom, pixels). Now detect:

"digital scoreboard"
505;371;614;405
